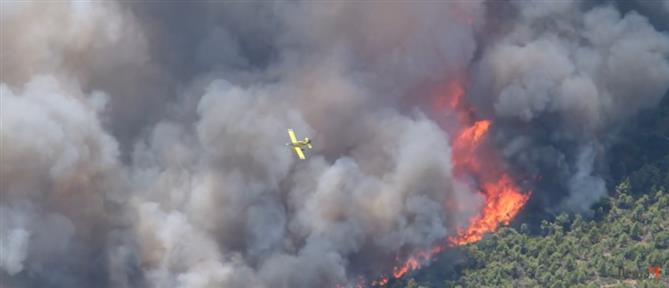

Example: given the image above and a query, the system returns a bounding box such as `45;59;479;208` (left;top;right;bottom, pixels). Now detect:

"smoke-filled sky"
1;1;668;287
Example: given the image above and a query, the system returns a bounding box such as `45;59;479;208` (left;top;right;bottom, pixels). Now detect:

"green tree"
405;279;419;288
653;231;669;249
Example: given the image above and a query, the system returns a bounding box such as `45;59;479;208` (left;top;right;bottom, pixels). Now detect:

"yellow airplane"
286;129;312;160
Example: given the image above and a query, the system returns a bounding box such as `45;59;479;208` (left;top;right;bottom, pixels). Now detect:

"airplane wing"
288;129;298;144
293;146;306;160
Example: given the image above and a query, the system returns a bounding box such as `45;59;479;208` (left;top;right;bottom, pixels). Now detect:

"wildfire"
451;119;491;175
458;120;490;144
365;77;530;287
391;245;445;280
370;277;388;287
433;79;465;112
445;77;530;246
448;174;530;245
392;257;419;279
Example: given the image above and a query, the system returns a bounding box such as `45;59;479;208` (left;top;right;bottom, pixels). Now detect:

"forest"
392;96;669;287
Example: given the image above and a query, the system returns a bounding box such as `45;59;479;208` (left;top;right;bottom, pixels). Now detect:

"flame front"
445;77;530;246
452;119;491;175
390;245;445;280
448;174;530;245
366;78;530;287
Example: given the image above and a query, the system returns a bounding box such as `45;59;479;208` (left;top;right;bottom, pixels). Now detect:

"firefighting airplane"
286;129;312;160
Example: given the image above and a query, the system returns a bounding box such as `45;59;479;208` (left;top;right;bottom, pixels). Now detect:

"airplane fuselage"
287;129;311;159
288;139;310;148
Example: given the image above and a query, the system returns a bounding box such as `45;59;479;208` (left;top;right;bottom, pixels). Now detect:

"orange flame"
389;245;445;280
458;120;490;144
371;277;388;287
365;77;530;287
448;174;530;245
448;76;530;245
392;258;418;279
437;75;529;247
452;120;491;174
433;79;465;112
444;77;530;245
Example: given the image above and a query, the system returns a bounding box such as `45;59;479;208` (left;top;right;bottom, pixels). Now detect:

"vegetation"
392;182;669;288
447;184;668;287
391;96;669;288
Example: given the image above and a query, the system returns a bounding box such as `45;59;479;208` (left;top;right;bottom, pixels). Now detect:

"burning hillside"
365;79;531;287
2;1;668;288
444;79;530;246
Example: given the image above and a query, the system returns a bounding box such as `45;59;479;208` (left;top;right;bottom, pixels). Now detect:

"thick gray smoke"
1;1;668;287
471;0;669;213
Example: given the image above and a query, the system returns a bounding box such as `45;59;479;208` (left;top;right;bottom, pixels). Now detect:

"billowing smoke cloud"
472;0;669;212
1;1;668;287
0;76;136;287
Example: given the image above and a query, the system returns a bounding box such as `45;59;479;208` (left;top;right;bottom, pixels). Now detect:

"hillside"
394;169;669;288
396;97;669;288
446;183;668;288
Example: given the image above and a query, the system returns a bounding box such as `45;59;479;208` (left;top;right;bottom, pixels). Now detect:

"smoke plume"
1;1;668;287
472;0;669;213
